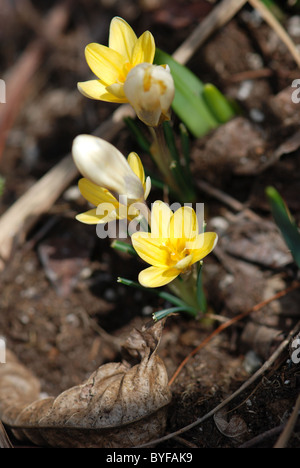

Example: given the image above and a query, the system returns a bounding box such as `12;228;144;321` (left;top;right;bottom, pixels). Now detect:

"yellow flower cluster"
72;17;217;291
78;17;174;127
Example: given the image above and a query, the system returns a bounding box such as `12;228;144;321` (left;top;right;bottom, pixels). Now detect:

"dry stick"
196;180;264;223
0;104;134;271
172;0;248;64
137;318;300;448
274;393;300;448
168;281;300;387
0;0;247;269
248;0;300;68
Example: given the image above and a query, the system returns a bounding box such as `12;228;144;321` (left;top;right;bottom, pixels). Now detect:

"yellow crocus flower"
78;17;155;103
72;135;151;224
131;201;218;288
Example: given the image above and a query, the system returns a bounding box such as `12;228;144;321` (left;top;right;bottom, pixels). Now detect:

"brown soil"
0;0;299;448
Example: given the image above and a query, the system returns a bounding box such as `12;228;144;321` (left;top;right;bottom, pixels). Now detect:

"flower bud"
72;135;144;202
124;63;175;127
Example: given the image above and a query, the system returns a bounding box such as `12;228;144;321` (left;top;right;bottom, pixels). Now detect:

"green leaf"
124;117;151;153
260;0;286;20
153;305;197;322
266;186;300;269
0;176;5;198
154;48;219;138
111;240;138;257
117;276;198;319
202;84;236;124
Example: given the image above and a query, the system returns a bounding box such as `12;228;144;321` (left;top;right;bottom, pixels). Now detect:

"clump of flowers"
72;16;218;321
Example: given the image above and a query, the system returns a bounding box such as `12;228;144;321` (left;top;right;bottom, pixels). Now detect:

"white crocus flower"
124;63;175;127
72;135;145;203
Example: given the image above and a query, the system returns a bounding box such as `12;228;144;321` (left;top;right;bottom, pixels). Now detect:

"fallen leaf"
0;321;172;448
214;408;248;438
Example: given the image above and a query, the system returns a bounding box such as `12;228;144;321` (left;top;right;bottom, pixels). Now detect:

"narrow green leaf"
162;121;195;201
124;117;151;153
179;123;191;177
117;276;192;308
202;84;236;124
153;305;198;322
111;240;137;256
266;186;300;268
0;176;5;198
154;48;219;137
260;0;286;20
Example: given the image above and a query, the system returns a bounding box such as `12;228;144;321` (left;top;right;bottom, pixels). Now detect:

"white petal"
72;135;144;201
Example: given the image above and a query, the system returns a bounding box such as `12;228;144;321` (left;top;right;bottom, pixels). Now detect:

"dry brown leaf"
214;408;248;438
0;321;172;448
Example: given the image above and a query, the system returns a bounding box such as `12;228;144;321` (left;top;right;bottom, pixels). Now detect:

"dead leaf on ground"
0;321;172;448
214;408;248;438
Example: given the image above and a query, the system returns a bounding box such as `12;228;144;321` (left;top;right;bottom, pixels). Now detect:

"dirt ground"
0;0;300;448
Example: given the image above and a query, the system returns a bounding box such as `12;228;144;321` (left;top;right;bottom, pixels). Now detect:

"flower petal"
170;206;199;251
127;152;145;184
144;176;151;200
106;82;127;100
138;265;179;288
131;31;155;66
188;232;218;263
85;43;126;84
150;201;173;239
72;135;144;201
76;208;117;225
78;80;126;103
131;231;169;267
109;17;137;61
78;178;118;207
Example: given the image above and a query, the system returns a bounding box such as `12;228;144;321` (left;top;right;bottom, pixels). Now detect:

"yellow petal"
127;152;145;184
78;80;127;103
78;178;118;207
106;82;127;100
144;176;151;200
138;266;179;288
131;231;169;267
175;254;193;271
188;232;218;264
170;206;199;252
150;201;173;239
85;43;126;84
131;31;155;66
76;208;117;225
109;17;137;61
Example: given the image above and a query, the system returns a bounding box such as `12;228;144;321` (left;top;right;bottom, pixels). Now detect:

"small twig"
228;68;273;83
197;180;264;223
274;393;300;448
248;0;300;68
136;319;300;447
173;0;248;65
239;423;286;448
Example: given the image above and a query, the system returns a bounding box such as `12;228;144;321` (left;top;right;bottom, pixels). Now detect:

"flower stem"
168;266;200;311
149;125;195;202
